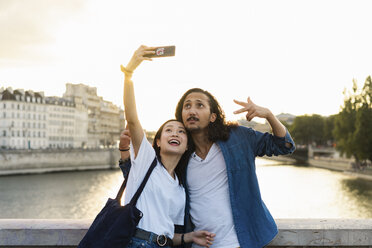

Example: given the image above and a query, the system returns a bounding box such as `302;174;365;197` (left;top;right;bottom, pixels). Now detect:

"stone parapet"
0;219;371;247
0;149;120;176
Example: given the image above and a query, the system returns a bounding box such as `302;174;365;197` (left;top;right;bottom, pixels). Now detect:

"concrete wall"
0;219;371;247
0;149;120;175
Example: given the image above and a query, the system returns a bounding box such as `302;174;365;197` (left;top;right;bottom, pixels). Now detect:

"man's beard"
186;125;202;133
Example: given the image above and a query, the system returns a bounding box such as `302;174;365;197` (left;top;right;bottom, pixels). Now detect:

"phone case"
144;46;176;58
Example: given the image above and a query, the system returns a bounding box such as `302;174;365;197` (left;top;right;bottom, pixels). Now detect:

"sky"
1;0;372;131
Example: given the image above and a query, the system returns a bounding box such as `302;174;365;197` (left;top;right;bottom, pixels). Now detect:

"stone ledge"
0;219;371;247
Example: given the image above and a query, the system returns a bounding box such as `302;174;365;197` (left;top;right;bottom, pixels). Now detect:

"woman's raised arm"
121;45;155;157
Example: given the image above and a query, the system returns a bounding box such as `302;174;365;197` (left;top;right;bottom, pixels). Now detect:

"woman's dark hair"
175;88;238;142
152;119;194;186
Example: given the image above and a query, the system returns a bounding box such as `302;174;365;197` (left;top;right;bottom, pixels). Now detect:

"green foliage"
323;115;336;144
333;76;372;162
354;105;372;161
290;114;325;145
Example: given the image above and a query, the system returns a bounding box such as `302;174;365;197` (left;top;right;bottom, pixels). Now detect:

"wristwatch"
119;157;131;165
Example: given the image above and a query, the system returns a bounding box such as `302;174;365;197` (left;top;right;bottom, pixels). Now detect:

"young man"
174;88;295;248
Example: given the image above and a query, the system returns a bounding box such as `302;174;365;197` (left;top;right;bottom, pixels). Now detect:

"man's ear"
210;113;217;123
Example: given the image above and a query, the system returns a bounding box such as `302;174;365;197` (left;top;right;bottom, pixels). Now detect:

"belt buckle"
156;234;167;247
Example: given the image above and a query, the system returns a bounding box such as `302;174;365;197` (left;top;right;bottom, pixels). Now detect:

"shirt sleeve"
119;158;132;179
129;133;156;183
253;128;296;157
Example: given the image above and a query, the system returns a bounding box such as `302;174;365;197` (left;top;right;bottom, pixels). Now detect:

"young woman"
121;45;215;248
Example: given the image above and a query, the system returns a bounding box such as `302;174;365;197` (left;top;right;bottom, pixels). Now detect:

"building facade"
0;88;48;149
63;83;124;148
1;84;123;149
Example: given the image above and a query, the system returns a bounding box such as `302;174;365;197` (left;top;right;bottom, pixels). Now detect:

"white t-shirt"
187;143;240;248
123;135;185;239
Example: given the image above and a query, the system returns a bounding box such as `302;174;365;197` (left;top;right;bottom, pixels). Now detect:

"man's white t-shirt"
187;143;240;248
123;135;185;239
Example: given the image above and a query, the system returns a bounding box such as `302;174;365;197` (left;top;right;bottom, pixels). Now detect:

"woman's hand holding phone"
122;45;155;74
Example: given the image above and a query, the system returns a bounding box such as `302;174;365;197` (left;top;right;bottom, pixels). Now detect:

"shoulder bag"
77;157;157;248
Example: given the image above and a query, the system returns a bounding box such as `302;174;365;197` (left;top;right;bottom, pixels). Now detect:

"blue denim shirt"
183;126;295;248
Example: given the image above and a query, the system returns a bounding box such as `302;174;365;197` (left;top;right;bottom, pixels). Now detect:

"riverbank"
263;155;372;180
0;148;120;176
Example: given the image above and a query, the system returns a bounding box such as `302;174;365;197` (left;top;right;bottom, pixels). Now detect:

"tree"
323;115;336;146
289;114;325;146
333;76;372;163
353;76;372;162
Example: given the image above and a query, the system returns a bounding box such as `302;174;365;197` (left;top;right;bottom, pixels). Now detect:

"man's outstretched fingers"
234;107;247;114
233;99;247;106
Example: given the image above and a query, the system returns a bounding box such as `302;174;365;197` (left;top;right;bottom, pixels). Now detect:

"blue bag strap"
115;157;157;205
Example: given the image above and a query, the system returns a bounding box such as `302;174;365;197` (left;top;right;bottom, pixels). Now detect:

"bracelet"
120;65;133;75
181;234;185;245
119;147;130;152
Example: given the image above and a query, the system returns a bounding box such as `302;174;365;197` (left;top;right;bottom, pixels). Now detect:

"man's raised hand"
233;97;271;121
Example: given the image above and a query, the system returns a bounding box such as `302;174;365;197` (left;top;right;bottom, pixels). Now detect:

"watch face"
119;158;130;164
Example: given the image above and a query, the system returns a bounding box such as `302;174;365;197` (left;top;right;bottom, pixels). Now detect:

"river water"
0;158;371;219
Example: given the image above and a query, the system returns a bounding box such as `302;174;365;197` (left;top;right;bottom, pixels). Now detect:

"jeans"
127;235;171;248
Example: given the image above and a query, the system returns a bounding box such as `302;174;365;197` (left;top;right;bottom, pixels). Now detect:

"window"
3;130;6;137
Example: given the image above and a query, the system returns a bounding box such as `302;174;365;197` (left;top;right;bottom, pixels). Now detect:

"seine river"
0;158;371;219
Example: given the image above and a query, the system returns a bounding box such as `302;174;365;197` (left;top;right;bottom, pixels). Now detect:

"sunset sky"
1;0;372;130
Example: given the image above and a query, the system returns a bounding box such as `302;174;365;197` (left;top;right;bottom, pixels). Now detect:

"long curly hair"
152;119;194;186
175;88;238;142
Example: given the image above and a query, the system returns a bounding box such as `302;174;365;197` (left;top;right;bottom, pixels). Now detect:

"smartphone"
144;46;176;58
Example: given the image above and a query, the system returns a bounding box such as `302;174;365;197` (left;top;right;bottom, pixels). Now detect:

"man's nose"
188;106;196;115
